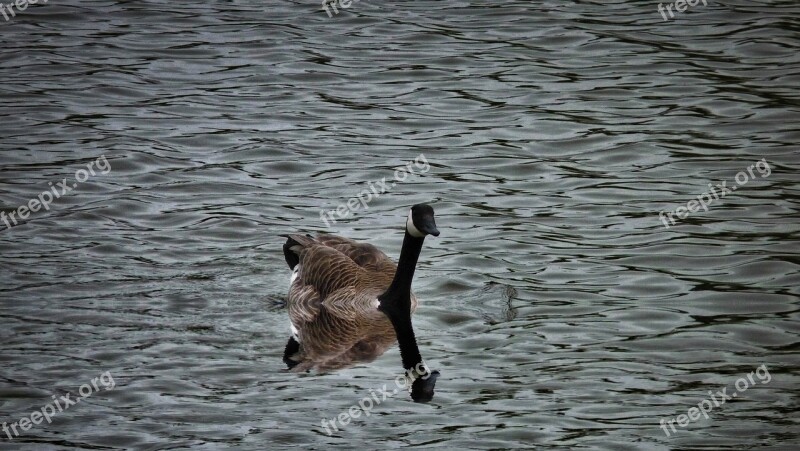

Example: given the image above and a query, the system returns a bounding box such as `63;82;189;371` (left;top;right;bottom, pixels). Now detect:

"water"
1;0;799;449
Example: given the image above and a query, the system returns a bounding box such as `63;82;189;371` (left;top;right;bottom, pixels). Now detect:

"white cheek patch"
290;266;300;286
290;321;300;341
406;210;424;237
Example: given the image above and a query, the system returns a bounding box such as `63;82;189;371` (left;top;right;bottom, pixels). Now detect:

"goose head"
407;204;439;238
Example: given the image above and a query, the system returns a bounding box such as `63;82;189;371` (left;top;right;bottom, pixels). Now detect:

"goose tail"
281;234;314;269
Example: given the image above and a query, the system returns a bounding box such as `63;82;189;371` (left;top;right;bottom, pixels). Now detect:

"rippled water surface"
1;0;799;449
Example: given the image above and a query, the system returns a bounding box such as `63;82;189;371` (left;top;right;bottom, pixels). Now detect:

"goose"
281;204;440;402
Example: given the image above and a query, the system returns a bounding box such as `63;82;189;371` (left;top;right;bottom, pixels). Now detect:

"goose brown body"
284;234;419;372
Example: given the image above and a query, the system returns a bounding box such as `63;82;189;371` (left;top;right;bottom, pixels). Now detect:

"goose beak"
418;216;439;237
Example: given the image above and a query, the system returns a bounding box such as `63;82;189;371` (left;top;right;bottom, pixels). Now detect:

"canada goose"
281;204;440;402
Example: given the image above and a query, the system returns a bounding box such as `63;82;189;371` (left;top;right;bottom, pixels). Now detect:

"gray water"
1;0;799;450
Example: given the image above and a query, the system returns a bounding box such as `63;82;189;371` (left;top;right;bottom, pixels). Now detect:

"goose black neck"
378;230;426;371
382;231;425;300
